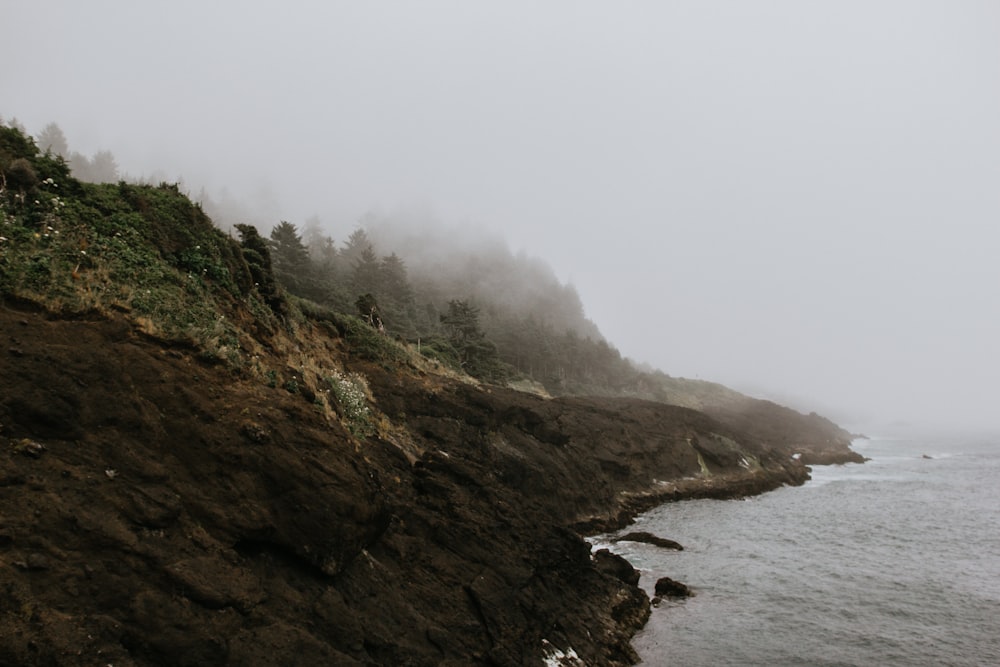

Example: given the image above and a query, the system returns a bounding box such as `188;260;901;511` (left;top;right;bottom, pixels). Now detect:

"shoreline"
0;304;865;666
589;456;866;664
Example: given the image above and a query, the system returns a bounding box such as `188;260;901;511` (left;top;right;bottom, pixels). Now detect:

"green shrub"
338;313;406;364
4;158;38;192
416;335;461;368
325;370;373;437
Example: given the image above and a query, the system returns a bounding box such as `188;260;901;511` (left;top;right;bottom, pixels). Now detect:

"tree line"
263;218;649;394
3;116;658;396
34;122;119;184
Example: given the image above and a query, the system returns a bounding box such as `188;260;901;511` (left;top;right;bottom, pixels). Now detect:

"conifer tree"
235;224;282;313
340;228;374;278
380;252;413;306
268;221;313;298
36;122;68;157
439;300;510;381
348;245;379;296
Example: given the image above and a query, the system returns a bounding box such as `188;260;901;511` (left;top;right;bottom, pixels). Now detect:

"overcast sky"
5;1;999;433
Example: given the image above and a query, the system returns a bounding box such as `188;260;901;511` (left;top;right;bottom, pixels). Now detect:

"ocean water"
602;435;1000;666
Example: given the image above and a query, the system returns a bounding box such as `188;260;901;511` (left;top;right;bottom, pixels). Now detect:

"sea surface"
599;434;1000;666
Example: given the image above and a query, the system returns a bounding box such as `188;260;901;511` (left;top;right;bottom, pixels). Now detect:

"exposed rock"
614;531;684;550
0;304;860;666
702;402;865;465
654;576;693;598
164;556;264;611
13;438;45;458
593;549;641;586
24;552;51;570
799;449;868;465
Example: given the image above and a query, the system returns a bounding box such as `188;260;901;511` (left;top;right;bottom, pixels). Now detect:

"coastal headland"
0;302;860;666
0;126;862;665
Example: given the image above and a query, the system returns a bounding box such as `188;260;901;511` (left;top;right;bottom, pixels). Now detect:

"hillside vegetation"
1;123;860;666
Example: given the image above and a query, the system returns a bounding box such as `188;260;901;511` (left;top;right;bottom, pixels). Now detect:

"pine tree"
439;300;510;381
340;228;373;279
440;300;483;346
36;122;68;157
350;245;381;297
88;150;118;182
379;253;413;305
375;252;418;336
235;224;282;313
268;221;312;297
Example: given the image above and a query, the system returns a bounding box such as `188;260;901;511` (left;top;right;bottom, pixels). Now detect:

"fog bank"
4;1;999;432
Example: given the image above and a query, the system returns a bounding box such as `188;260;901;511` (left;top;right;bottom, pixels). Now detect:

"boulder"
654;576;693;598
615;531;683;550
593;549;640;586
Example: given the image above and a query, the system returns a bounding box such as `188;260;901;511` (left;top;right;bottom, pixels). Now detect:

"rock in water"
654;576;693;598
615;531;684;550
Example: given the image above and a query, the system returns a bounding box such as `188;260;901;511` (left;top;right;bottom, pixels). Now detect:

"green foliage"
379;252;412;302
4;158;38;192
339;228;373;277
0;124;72;192
488;313;639;395
440;299;483;344
2;120;685;400
1;125;40;163
235;223;282;313
269;220;319;299
350;245;381;295
325;370;373;437
355;292;383;330
439;299;511;382
415;335;460;368
338;313;406;364
0;124;283;367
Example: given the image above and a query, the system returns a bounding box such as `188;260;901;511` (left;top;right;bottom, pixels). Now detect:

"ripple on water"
625;436;1000;666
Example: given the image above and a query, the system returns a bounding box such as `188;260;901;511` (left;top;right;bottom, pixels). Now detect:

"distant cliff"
0;123;861;666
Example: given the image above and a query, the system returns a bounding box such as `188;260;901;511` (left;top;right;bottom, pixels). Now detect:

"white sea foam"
584;536;615;553
541;639;582;666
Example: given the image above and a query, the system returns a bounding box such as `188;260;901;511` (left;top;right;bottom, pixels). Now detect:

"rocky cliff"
0;300;860;666
0;127;862;665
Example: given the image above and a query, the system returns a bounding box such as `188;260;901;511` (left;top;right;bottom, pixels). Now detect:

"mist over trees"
35;122;118;183
249;210;648;393
14;119;271;235
1;115;653;396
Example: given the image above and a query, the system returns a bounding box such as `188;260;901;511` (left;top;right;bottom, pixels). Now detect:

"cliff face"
0;301;857;666
0;130;862;665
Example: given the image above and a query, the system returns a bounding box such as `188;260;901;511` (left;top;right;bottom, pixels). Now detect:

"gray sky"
5;1;999;433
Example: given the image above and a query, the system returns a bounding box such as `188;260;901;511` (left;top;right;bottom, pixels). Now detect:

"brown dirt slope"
0;301;853;666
